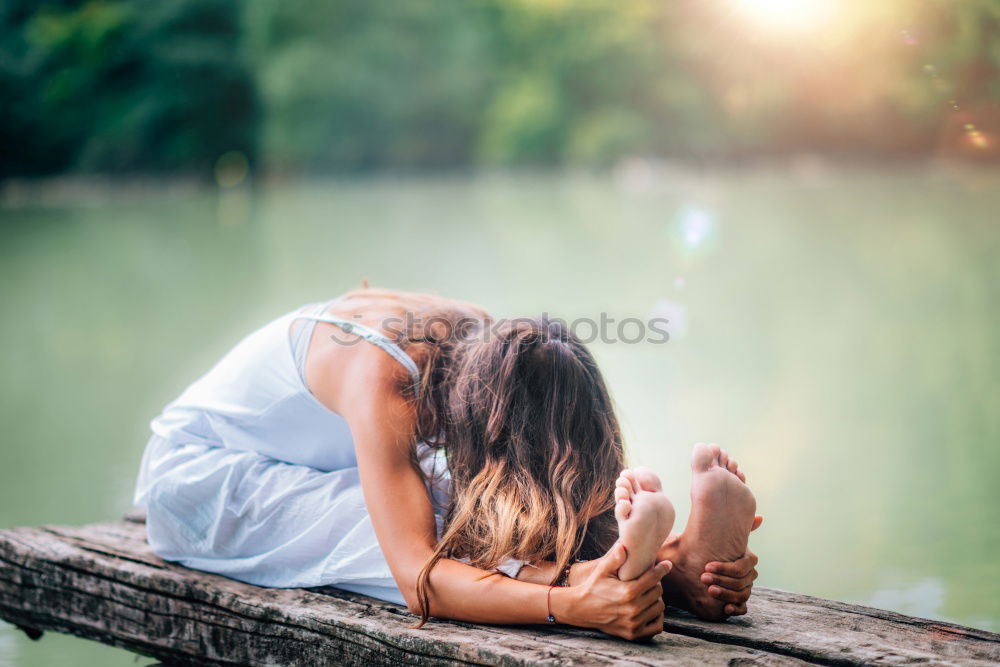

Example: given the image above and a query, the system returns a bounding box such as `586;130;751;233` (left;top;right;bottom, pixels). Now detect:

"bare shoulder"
335;287;490;320
309;337;416;432
302;287;489;452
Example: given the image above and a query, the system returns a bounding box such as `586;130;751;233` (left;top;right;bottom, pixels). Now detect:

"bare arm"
332;351;667;639
514;558;602;586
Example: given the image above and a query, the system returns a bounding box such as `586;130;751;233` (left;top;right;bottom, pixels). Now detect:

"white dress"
134;300;523;605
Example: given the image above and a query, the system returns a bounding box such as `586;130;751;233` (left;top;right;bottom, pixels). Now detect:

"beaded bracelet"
555;562;573;588
546;562;575;624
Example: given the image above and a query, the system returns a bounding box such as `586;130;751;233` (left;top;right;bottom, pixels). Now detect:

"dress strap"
290;310;320;383
295;309;422;397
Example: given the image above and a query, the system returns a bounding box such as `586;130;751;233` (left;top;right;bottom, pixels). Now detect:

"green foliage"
245;0;497;170
1;0;998;177
0;0;256;177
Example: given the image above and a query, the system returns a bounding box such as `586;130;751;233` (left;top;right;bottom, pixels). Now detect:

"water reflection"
864;577;945;621
0;623;16;667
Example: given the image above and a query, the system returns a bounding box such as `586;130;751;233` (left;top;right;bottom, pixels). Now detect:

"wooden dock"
1;516;997;665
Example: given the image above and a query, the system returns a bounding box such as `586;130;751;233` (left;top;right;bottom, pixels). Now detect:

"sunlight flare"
732;0;836;33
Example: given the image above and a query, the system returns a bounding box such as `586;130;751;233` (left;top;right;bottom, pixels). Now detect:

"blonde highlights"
414;317;624;625
336;289;624;625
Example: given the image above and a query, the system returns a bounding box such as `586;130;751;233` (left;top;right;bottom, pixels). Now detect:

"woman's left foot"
661;444;757;620
614;467;676;581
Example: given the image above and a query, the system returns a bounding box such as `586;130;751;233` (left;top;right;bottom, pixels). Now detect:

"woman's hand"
552;544;671;641
700;549;758;615
700;515;763;616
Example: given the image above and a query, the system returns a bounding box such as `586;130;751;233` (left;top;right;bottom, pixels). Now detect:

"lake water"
1;167;998;665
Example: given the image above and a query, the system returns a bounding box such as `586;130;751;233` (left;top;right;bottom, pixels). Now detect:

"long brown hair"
414;316;624;624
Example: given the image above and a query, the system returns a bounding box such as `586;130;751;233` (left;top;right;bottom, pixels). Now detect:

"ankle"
659;534;702;586
656;532;685;564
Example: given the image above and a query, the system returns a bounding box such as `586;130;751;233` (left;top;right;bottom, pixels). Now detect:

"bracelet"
555;562;573;587
547;562;575;624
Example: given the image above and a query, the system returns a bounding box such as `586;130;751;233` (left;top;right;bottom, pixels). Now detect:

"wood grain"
1;521;996;666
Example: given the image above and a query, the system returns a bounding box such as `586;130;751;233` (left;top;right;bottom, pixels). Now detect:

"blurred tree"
0;0;998;178
0;0;257;177
244;0;497;170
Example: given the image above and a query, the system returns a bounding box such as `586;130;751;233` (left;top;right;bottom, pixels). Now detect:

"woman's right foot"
614;467;676;581
662;443;757;620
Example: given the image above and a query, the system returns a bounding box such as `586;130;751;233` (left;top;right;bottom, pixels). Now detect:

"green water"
1;168;998;665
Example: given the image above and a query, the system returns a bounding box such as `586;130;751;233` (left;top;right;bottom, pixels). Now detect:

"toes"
722;455;746;483
614;484;630;502
615;498;632;523
718;448;730;470
690;443;719;471
694;444;747;479
631;466;663;492
616;473;636;498
621;469;640;495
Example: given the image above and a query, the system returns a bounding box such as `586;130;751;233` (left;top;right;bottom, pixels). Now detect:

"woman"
135;287;760;640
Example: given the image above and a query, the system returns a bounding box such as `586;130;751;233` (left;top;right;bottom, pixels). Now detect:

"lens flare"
963;124;992;150
214;151;249;188
677;206;716;250
732;0;835;32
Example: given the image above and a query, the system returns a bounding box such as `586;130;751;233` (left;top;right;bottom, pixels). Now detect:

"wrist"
547;585;579;626
567;560;594;587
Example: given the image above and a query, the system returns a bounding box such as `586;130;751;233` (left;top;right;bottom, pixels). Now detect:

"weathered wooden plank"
0;521;802;666
663;588;1000;666
1;520;997;666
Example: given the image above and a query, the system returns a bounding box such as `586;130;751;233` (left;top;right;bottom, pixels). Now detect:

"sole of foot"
614;467;676;581
666;443;757;621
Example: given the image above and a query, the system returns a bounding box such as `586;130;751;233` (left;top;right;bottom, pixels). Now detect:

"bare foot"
661;443;757;620
614;467;676;581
